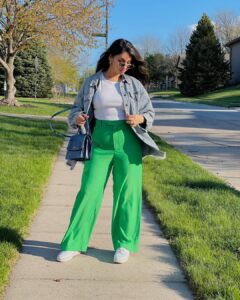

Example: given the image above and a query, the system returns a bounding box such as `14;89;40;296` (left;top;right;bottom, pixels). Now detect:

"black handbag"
48;105;92;161
66;127;92;161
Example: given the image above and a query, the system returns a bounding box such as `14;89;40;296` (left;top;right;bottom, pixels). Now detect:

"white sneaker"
113;247;130;264
56;250;80;262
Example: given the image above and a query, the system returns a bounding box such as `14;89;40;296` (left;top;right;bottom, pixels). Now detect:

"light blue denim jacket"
67;70;166;169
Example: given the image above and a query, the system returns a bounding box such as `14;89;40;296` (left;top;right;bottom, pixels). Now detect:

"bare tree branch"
214;10;240;45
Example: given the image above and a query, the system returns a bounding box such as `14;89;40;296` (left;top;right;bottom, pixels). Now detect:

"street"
151;99;240;191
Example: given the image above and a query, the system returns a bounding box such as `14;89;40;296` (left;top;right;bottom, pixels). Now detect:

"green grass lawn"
150;85;240;108
143;132;240;300
1;101;240;299
0;96;75;117
0;116;67;299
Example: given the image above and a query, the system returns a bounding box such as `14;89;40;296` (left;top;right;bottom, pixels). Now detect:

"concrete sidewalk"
3;128;193;300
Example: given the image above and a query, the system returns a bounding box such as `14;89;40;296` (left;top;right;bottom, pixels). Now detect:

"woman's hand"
76;113;89;126
126;113;145;127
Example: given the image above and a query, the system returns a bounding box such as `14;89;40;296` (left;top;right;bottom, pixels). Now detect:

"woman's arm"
68;82;85;129
137;83;155;130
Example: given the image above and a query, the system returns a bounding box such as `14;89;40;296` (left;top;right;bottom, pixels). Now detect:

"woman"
56;39;166;264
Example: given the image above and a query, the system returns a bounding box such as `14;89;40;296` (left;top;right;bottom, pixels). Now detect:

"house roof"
225;36;240;47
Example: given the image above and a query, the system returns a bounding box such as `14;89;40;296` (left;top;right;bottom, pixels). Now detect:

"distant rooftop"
225;36;240;47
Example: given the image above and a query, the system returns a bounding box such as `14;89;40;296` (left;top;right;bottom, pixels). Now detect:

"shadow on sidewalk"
20;239;116;264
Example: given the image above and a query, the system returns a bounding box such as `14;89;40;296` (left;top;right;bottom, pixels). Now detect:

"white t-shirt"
92;72;126;120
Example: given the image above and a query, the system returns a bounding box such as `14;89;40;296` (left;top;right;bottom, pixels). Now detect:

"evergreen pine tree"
178;13;230;96
0;41;53;98
145;53;177;83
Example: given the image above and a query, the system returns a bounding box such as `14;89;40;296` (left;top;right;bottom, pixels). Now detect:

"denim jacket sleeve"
67;82;85;129
137;82;155;131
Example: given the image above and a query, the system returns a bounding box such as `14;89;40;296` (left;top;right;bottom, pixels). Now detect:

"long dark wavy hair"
96;38;149;86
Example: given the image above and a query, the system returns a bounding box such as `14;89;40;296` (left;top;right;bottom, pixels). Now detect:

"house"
225;36;240;84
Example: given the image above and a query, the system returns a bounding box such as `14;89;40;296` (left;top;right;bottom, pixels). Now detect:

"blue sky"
85;0;240;69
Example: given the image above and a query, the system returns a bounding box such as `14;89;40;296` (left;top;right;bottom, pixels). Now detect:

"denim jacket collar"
89;70;130;87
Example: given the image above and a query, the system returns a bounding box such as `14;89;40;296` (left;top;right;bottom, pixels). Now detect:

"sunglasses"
117;59;135;69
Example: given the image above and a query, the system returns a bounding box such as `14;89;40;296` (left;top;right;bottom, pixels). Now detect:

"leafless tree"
134;34;162;58
214;10;240;46
166;27;191;56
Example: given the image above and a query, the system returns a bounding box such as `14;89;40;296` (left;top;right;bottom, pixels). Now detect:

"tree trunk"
0;56;20;106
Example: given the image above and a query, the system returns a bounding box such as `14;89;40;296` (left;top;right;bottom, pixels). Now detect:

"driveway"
151;99;240;191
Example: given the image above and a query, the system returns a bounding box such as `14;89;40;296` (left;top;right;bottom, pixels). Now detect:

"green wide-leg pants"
60;119;143;253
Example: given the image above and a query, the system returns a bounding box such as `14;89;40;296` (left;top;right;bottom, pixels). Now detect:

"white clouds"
188;24;197;32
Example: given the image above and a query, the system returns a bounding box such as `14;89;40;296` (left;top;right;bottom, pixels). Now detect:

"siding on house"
225;37;240;85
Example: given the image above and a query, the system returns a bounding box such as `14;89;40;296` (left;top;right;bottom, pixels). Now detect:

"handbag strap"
48;105;90;138
50;79;100;138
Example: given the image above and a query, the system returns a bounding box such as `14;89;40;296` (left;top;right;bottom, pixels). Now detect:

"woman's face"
109;51;133;75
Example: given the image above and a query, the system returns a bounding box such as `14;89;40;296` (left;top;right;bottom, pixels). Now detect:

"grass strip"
143;132;240;299
0;97;74;117
0;116;67;298
150;85;240;108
